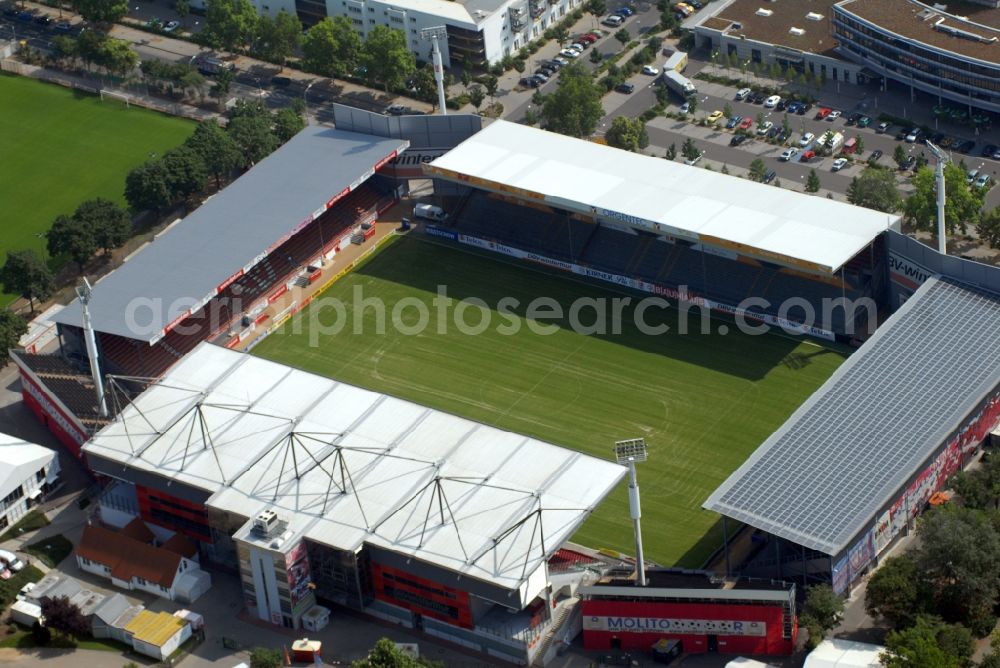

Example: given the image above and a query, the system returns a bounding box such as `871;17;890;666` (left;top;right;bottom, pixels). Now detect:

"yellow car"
707;110;724;124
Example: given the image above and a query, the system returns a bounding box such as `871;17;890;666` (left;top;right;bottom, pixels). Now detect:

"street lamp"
614;438;648;587
304;81;315;124
927;141;949;255
420;26;449;115
76;279;108;418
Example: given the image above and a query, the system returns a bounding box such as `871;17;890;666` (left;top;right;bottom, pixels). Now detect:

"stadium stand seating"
450;192;874;336
94;183;392;378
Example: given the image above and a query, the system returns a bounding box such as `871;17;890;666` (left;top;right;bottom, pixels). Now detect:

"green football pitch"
0;75;194;304
252;235;845;567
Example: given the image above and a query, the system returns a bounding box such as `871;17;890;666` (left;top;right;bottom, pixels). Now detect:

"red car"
578;33;597;44
738;117;754;131
800;150;816;162
815;107;832;120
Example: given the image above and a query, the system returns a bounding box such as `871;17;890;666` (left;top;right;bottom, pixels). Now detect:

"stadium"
14;106;1000;662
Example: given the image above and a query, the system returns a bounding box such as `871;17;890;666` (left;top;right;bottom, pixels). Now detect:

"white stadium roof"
0;433;57;503
83;343;626;591
425;120;898;274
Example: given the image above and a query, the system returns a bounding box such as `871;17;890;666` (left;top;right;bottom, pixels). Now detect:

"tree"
855;135;865;156
483;74;499;103
755;111;765;127
589;48;602;64
880;616;968;668
468;85;485;112
552;25;570;47
605;116;648;153
175;0;189;26
904;164;984;236
614;28;630;46
748;158;767;182
301;17;362;78
0;250;53;313
541;63;603;138
203;0;259;52
95;38;139;77
352;637;444;668
847;167;903;213
781;113;792;138
248;647;282;668
769;62;781;81
273;107;305;143
125;160;173;213
585;0;606;16
913;507;1000;636
723;103;733;119
72;0;128;24
41;596;89;638
686;95;697;115
74;198;130;256
978;206;1000;250
865;555;924;627
894;144;910;170
721;164;730;175
47;214;96;272
226;103;279;166
801;584;843;633
681;137;699;161
252;10;302;66
213;66;235;100
0;311;27;366
666;143;677;161
363;26;415;92
76;28;107;71
30;620;51;646
806;169;821;193
162;146;208;201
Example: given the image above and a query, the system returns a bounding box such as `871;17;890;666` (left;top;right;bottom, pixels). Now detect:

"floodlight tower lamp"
927;140;948;255
615;438;648;587
420;26;449;115
76;278;108;418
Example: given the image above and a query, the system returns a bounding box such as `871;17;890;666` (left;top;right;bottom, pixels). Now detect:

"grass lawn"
0;629;126;652
0;510;50;542
0;74;194;304
23;534;73;568
0;564;44;611
252;236;846;567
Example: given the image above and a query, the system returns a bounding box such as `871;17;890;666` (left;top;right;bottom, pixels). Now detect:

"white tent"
725;658;778;668
804;638;884;668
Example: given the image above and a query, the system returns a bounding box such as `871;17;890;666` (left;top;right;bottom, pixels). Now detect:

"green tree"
95;37;139;77
125;159;173;212
252;10;302;65
273;107;305;143
213;66;235;100
847;167;903;213
301;17;362;77
978;206;1000;250
589;48;602;64
76;28;106;70
781;113;792;138
161;146;208;201
904;164;984;236
468;85;485;112
806;169;821;193
686;95;697;115
47;215;95;272
748;157;767;182
585;0;606;16
0;250;53;313
40;596;90;638
248;647;282;668
552;25;570;47
605;116;648;153
204;0;259;52
362;26;415;92
802;584;843;632
0;311;28;366
681;137;699;161
855;135;865;156
483;74;499;103
880;616;967;668
411;63;437;109
614;28;630;46
352;637;444;667
894;144;910;170
721;164;730;175
723;103;733;119
914;507;1000;636
768;62;781;81
666;143;677;161
175;0;189;26
74;198;130;256
755;111;765;127
72;0;128;24
228;114;278;166
540;62;603;138
865;555;924;627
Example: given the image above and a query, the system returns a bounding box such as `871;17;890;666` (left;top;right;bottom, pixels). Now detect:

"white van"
0;549;25;572
413;203;448;222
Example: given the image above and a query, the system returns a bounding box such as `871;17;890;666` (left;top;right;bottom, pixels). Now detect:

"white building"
0;433;60;533
251;0;584;65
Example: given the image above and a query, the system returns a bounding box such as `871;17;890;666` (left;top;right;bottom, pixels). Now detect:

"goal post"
99;89;131;108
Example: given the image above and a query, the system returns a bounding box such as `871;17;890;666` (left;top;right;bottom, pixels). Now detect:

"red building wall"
371;563;473;629
135;484;213;543
19;371;89;459
581;598;796;656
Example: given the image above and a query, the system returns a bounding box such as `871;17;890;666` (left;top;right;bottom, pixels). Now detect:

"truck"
662;49;688;73
819;130;843;154
413;203;448;222
662;69;696;99
194;55;235;76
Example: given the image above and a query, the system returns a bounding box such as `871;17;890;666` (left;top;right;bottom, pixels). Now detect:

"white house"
0;433;60;533
75;523;211;603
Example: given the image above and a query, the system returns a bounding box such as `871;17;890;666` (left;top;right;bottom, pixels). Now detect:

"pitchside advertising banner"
583;616;766;637
428;228;836;341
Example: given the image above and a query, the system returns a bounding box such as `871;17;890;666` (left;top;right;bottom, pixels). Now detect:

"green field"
0;75;194;303
253;236;845;567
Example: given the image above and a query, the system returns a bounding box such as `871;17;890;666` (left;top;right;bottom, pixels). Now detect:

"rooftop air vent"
933;3;948;10
252;509;280;537
756;8;773;16
789;26;805;36
806;12;824;21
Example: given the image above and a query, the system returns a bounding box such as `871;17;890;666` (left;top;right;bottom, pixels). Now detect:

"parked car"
786;101;803;114
53;21;73;33
34;15;52;26
642;65;660;75
751;91;767;104
968;168;980;185
763;170;777;184
618;6;635;16
868;149;883;164
532;71;549;83
832;157;849;171
800;150;816;162
570;42;587;52
955;139;976;153
767;126;780;139
858;116;872;128
615;82;635;94
846;112;861;125
16;10;34;22
385;103;410;115
602;14;624;26
707;110;724;124
799;132;815;147
763;94;781;109
828;110;842;121
776;99;787;111
520;76;541;88
798;103;812;115
1;7;18;17
15;582;35;602
726;115;742;129
163;19;180;32
906;128;923;143
896;128;909;140
559;48;579;59
0;549;24;572
578;34;597;44
900;155;916;171
815;107;832;120
976;173;993;189
735;87;752;101
982;144;998;158
876;121;890;133
780;147;800;161
730;134;749;146
738;117;753;131
756;120;774;136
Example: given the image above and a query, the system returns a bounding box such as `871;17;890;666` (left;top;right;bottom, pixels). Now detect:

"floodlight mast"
615;438;648;587
76;278;108;418
927;141;948;255
420;26;449;115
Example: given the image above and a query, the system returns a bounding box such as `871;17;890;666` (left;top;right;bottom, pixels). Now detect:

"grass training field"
0;75;194;304
253;235;845;567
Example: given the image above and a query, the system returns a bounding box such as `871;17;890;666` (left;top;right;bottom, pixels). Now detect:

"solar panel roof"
53;126;407;342
704;276;1000;554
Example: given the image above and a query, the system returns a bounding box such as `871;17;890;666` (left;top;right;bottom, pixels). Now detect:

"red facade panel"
581;598;796;656
136;484;213;543
371;563;473;629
